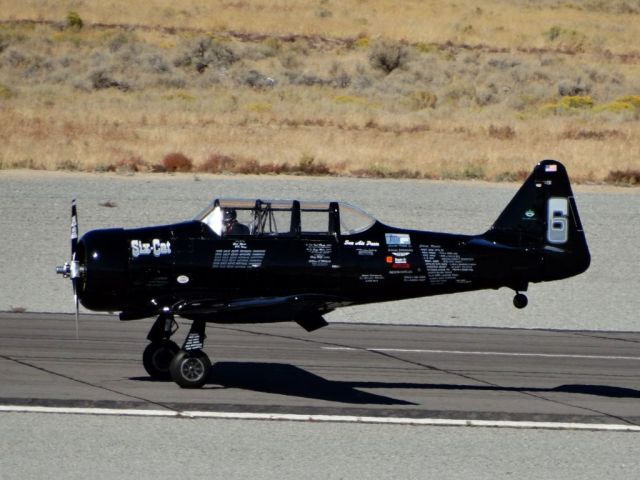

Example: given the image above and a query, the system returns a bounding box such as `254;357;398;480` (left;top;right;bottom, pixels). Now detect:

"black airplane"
56;160;590;388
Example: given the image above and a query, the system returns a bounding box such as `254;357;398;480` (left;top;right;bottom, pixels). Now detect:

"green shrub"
617;95;640;108
0;83;14;99
296;155;331;175
544;26;586;52
162;91;195;102
488;125;516;140
495;170;529;182
57;159;79;171
416;42;433;54
407;91;437;110
546;26;562;42
593;101;635;113
591;95;639;114
542;95;595;114
606;169;640;186
244;102;272;113
175;37;238;72
462;164;486;180
558;79;590;96
354;36;370;48
333;94;369;106
369;40;409;74
106;155;148;173
561;96;594;109
66;11;83;30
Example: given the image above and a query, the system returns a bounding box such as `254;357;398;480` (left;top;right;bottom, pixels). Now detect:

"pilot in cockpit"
223;208;250;235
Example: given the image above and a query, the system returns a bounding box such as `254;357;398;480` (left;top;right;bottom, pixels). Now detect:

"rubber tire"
513;293;528;309
143;340;179;380
169;350;211;389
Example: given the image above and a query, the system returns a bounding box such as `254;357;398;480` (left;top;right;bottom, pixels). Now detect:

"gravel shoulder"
2;413;640;480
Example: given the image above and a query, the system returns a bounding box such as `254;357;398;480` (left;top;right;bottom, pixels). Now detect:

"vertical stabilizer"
484;160;590;279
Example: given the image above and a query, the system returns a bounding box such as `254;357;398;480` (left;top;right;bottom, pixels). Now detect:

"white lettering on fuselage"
131;239;172;258
344;240;380;247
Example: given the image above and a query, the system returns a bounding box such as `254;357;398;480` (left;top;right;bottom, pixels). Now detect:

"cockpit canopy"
195;199;376;237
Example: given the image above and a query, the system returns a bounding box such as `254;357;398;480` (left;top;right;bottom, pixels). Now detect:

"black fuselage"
76;219;584;320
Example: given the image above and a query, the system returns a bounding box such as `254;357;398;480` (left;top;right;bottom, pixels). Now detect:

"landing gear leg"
143;309;179;380
170;320;211;389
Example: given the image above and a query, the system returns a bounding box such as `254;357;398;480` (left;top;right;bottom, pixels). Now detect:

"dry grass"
0;2;639;183
2;0;639;54
2;85;637;182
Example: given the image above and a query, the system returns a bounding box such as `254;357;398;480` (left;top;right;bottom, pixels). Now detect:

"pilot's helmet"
223;208;237;223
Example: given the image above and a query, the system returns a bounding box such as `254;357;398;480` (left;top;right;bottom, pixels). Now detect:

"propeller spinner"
55;199;83;339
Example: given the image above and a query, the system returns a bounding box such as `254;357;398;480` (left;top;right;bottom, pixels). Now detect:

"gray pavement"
2;412;640;480
1;312;639;424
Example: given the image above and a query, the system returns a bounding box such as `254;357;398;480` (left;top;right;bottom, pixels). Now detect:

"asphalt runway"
2;312;639;426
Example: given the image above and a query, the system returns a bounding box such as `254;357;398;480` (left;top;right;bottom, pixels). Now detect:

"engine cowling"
77;228;128;311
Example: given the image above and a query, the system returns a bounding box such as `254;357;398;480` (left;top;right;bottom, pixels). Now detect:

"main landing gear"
143;310;211;388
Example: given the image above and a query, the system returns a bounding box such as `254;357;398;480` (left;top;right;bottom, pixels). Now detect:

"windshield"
338;203;376;235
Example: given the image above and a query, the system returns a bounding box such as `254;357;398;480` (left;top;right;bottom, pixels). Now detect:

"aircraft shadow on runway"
132;361;640;402
209;362;416;405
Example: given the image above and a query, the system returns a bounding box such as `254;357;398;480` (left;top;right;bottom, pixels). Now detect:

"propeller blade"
71;198;78;258
57;199;82;339
71;199;79;339
74;290;79;340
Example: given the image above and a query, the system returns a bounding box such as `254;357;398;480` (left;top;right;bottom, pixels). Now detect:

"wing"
174;293;348;331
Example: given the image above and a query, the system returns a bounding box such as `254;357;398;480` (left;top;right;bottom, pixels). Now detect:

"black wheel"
513;293;528;309
169;350;211;389
142;340;179;380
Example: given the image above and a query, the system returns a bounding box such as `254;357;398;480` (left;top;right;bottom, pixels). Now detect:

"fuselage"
76;218;584;318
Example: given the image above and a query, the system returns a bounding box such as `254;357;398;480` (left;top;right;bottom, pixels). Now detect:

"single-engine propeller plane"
56;160;590;388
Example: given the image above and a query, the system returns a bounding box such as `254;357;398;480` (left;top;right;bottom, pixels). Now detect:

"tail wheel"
169;350;211;389
143;340;179;380
513;293;528;309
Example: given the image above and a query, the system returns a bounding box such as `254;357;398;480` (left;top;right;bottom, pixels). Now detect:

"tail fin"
484;160;590;279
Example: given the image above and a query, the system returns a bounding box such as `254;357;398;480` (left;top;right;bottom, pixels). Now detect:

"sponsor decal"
306;243;332;267
403;275;426;283
525;209;536;218
213;249;265;269
177;275;190;284
233;240;247;250
344;239;380;256
131;239;172;258
385;233;411;247
386;252;411;270
344;240;380;247
359;273;385;284
420;244;477;286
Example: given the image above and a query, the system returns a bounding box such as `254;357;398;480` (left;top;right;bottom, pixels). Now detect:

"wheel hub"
181;357;205;380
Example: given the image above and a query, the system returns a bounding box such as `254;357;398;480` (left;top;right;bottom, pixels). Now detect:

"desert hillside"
0;0;639;183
